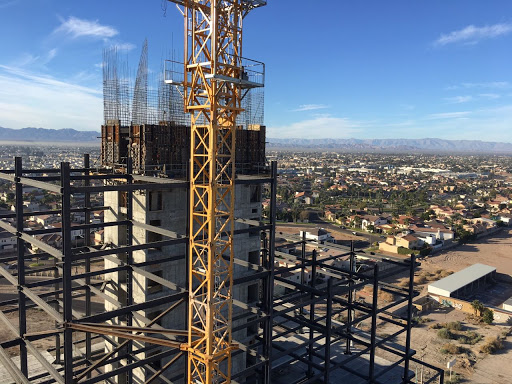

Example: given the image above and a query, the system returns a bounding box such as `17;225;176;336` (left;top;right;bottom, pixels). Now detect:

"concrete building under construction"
0;1;446;383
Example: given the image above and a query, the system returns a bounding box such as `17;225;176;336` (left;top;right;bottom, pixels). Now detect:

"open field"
421;228;512;276
378;308;512;384
400;228;512;383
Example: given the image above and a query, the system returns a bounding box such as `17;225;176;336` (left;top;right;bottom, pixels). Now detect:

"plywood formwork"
101;123;266;177
101;123;129;167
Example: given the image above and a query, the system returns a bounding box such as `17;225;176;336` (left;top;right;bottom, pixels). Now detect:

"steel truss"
165;1;267;382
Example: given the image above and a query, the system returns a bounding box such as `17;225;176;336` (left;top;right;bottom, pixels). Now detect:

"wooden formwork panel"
101;123;265;173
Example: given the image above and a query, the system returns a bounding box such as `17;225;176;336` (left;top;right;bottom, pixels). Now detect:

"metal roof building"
503;297;512;312
428;263;496;298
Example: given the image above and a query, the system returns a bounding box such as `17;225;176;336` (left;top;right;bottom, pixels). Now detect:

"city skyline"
0;0;511;141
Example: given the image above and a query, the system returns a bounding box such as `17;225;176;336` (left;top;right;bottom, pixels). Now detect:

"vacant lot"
398;228;512;383
422;228;512;276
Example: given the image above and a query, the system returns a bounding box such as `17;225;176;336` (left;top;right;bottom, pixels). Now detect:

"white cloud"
479;93;500;100
266;106;512;142
292;104;329;112
427;111;471;120
9;49;58;70
0;0;18;9
55;16;118;39
113;43;136;51
435;23;512;46
382;120;416;128
446;82;510;91
41;48;58;65
46;48;58;61
0;65;102;130
399;104;416;111
445;95;473;104
269;116;360;139
462;82;510;89
16;53;40;67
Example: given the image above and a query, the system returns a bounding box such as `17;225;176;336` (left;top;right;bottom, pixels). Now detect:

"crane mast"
166;1;266;383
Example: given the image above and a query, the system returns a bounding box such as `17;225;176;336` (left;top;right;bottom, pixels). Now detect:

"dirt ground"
378;308;512;383
0;271;105;358
0;306;57;356
421;228;512;275
384;228;512;383
276;224;360;241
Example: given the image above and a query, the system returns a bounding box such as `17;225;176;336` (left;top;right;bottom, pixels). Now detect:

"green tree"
291;204;302;223
471;300;484;317
482;308;494;324
262;205;270;219
299;210;309;222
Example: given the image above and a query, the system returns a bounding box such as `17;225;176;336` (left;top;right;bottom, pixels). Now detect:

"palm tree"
471;300;484;317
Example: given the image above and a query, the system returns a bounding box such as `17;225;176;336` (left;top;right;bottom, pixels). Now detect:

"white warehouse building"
428;263;496;299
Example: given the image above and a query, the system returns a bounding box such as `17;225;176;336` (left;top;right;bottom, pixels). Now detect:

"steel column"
403;255;416;383
369;264;379;382
345;240;355;355
60;162;74;383
262;161;277;383
84;154;92;378
126;157;134;384
307;249;317;378
15;156;28;377
324;279;333;383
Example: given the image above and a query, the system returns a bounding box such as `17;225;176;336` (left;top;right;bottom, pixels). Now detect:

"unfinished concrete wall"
103;181;262;382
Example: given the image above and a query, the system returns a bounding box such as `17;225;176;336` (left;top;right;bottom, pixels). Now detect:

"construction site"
0;1;445;383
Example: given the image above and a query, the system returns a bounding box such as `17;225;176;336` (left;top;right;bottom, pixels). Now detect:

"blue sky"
0;1;511;142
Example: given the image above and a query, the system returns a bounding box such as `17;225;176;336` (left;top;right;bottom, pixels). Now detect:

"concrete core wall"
104;182;262;382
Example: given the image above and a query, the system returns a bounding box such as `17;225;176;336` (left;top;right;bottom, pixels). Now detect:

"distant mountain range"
268;138;512;154
0;127;100;142
1;126;512;154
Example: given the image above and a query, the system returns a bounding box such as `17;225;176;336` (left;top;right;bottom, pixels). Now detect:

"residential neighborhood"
265;151;512;256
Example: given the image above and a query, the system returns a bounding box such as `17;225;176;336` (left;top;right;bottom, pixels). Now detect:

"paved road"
310;213;383;244
276;219;384;251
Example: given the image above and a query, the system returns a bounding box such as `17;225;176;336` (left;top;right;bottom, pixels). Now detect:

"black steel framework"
0;157;444;383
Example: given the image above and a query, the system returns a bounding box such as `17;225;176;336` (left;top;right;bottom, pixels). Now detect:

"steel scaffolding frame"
0;158;444;383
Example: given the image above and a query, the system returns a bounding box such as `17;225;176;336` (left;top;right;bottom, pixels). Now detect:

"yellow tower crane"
165;1;267;383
